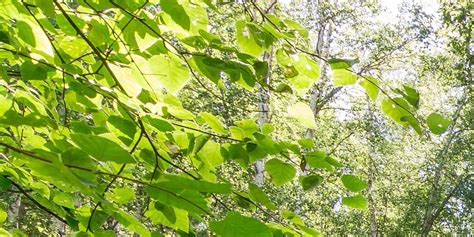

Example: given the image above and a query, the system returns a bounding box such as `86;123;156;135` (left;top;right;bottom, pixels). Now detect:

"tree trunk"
7;194;22;229
254;0;274;187
305;8;334;139
367;157;377;237
421;92;468;236
255;49;272;186
366;99;378;237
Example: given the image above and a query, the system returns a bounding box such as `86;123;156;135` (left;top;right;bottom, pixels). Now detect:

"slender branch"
328;132;354;156
108;0;237;98
22;1;70;126
171;122;242;142
247;0;421;125
431;173;473;223
86;131;144;233
0;142;212;216
137;118;198;180
8;178;67;224
53;0;125;92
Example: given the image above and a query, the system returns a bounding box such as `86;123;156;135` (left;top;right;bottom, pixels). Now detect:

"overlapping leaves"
0;0;449;236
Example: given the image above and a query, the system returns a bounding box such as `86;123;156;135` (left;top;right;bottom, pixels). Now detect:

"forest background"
0;0;472;236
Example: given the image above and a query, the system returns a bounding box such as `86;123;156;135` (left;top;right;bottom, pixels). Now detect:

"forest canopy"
0;0;472;236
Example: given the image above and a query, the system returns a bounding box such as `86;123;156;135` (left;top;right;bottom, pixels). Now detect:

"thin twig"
86;131;144;232
0;142;212;216
8;178;68;224
53;0;125;92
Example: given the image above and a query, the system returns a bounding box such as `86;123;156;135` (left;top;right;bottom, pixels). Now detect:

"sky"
280;0;439;20
378;0;439;23
282;0;442;122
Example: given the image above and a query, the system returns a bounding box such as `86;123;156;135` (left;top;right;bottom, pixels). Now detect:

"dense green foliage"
0;0;472;236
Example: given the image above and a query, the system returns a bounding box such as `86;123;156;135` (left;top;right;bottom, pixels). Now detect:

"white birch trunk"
255;50;272;187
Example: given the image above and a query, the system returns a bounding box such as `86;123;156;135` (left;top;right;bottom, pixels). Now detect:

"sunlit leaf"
299;175;323;191
248;183;277;210
341;174;368;192
328;59;358;86
70;133;136;164
359;75;379;101
210;212;272;237
342;194;368;209
264;159;296;186
427;112;451;135
287;102;316;129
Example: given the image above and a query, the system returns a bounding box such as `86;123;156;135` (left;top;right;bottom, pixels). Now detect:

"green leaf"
235;21;274;57
201;112;227;134
112;209;151;237
287;102;316;129
292;54;320;79
70;133;135;164
232;192;255;211
299;226;321;236
88;19;110;47
305;150;326;167
325;156;343;167
0;31;9;44
281;211;304;225
144;115;175;132
342;194;368;209
145;186;209;214
181;35;207;49
20;61;48;80
0;228;11;237
147;54;191;95
341;175;368;192
395;85;420;109
261;123;274;135
299;175;323;191
189;55;256;88
381;96;421;134
53;192;75;209
210;212;272;237
109;64;143;97
298;138;314;148
167;106;194;120
275;83;293;93
192;134;211;154
264;159;296;186
289;54;320;93
401;115;422;135
145;202;189;233
0;96;12;117
107;116;137;144
55;14;85;36
276;50;320;93
328;59;358;86
283;19;308;38
158;174;232;194
427;112;451;135
106;187;135;204
248;183;277;210
359;76;379;101
0;208;6;223
0;110;50;127
61;148;97;183
35;0;56;17
161;0;190;30
0;176;12;191
197;140;224;169
381;97;413;125
17;19;53;57
160;0;207;36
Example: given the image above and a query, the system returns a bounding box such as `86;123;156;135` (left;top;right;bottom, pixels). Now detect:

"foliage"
0;0;470;236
